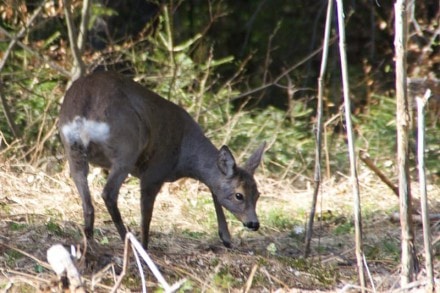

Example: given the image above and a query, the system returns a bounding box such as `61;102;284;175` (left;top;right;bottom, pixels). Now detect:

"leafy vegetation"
1;1;438;182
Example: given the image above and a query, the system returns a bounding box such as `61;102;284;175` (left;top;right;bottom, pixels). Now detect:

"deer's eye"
235;193;244;201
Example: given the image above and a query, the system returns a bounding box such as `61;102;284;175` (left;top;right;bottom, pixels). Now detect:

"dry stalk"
243;264;258;293
0;241;51;270
305;0;333;258
259;266;290;289
359;150;399;196
416;89;434;291
394;0;418;285
111;234;131;293
335;0;366;289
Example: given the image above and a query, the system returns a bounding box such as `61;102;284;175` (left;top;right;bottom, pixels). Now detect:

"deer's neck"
178;133;221;189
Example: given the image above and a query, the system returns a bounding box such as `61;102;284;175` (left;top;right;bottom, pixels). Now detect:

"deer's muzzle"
244;221;260;231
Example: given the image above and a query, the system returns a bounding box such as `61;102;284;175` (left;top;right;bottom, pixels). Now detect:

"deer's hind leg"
101;164;131;241
66;143;95;239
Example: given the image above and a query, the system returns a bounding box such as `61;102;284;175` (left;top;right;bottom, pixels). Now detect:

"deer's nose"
244;221;260;231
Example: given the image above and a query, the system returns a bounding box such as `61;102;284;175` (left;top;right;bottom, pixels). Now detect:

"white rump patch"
62;116;110;147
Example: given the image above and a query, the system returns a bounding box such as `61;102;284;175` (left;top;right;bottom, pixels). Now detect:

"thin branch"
335;0;366;289
77;0;91;53
0;1;45;141
394;0;418;285
0;26;70;76
0;241;51;270
359;150;399;196
0;81;21;139
304;0;333;258
240;0;268;56
0;1;45;72
416;89;434;291
233;40;336;101
206;36;337;114
63;0;85;80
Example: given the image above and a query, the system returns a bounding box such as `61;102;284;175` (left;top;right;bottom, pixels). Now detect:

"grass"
0;156;439;291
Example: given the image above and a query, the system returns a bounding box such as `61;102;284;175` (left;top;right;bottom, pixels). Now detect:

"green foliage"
278;256;338;286
333;221;354;235
265;208;296;230
357;94;439;176
9;222;28;231
4;249;23;267
1;1;438;185
45;219;63;236
213;267;239;289
181;229;206;240
365;238;400;262
357;95;397;161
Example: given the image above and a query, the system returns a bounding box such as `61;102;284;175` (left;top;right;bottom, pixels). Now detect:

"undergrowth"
1;4;438;185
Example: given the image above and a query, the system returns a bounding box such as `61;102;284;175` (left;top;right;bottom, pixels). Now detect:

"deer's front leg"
140;180;163;249
211;192;232;248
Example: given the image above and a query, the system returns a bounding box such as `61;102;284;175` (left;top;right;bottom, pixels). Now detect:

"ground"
0;162;439;292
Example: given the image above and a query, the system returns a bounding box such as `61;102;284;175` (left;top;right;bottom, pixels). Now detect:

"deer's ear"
218;145;236;177
244;142;266;175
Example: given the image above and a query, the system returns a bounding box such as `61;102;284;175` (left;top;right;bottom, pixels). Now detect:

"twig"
340;283;375;292
204;34;338;115
127;233;172;291
230;36;337;103
259;267;290;289
0;241;51;270
240;0;268;56
391;279;430;292
363;253;376;292
77;0;91;53
305;0;333;258
0;26;70;76
359;150;399;197
0;0;45;72
4;268;51;284
390;212;440;224
0;1;45;142
111;233;131;293
0;82;21;139
132;242;147;293
335;0;366;289
63;0;85;80
416;89;434;291
113;233;185;293
243;264;258;293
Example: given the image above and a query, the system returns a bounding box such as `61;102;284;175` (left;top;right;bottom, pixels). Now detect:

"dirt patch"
0;163;439;291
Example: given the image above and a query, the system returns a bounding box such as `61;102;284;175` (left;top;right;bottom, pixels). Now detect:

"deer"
59;71;265;249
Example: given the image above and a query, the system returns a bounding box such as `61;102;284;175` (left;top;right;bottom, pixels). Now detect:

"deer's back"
59;71;199;176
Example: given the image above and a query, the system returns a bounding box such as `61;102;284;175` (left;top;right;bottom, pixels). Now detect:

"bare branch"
231;36;337;102
416;89;434;291
63;0;86;80
359;150;399;196
304;0;333;258
77;0;91;53
0;1;45;72
0;82;21;139
335;0;366;289
394;0;418;285
0;26;70;76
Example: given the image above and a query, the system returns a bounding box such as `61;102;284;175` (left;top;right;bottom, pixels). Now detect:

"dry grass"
0;155;439;292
